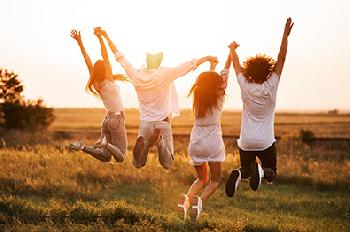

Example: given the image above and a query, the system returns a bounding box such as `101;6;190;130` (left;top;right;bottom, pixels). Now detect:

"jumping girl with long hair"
69;28;128;163
177;50;232;222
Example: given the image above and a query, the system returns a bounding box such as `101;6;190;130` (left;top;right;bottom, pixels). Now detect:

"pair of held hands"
70;17;294;71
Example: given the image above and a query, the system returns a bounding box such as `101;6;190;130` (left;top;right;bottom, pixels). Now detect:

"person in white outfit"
69;28;128;163
225;18;294;197
96;27;218;170
177;51;232;222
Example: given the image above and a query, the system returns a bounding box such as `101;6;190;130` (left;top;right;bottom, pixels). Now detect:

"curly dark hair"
243;54;276;84
188;71;225;118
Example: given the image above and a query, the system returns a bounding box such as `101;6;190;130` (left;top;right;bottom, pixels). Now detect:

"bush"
300;129;315;145
1;99;54;131
0;68;54;131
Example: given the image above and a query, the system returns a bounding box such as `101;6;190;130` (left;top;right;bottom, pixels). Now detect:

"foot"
133;136;145;160
177;194;190;221
249;162;264;191
190;196;203;222
69;141;84;151
225;169;241;197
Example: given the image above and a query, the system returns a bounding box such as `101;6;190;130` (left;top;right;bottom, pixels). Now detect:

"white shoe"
177;194;190;221
190;196;203;222
70;141;84;151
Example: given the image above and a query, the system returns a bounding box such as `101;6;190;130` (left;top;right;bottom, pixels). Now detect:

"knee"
100;155;112;163
133;160;146;169
115;155;125;163
161;163;172;170
160;157;173;170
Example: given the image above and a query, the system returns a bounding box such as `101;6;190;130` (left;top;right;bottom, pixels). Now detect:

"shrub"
0;68;55;131
1;99;55;131
300;129;315;145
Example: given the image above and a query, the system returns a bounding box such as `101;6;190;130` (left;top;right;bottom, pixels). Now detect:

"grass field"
0;109;350;231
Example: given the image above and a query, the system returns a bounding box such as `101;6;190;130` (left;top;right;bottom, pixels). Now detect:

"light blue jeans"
83;112;127;162
133;120;174;169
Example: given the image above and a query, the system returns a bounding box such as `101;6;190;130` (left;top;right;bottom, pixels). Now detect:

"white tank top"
94;80;124;113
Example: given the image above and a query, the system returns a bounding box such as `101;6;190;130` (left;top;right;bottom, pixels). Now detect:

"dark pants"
239;143;277;182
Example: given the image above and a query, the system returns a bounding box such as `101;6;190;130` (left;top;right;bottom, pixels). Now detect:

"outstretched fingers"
285;17;294;36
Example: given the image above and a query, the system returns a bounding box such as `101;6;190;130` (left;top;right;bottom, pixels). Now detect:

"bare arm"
228;41;242;77
195;56;218;70
99;29;118;54
94;27;113;79
224;53;232;70
274;17;294;78
96;28;138;79
70;29;93;75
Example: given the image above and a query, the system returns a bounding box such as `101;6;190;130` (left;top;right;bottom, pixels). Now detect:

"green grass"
0;142;349;231
1;109;350;231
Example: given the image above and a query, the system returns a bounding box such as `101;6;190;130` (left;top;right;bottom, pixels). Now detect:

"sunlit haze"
1;0;350;111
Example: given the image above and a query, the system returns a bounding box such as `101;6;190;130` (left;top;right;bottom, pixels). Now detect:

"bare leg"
200;162;222;203
186;163;209;203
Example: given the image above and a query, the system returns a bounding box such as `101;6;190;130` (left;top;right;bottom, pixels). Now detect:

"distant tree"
328;109;339;115
0;69;23;103
0;68;55;131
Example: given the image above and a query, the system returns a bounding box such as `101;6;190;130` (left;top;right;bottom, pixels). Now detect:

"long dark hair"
188;71;225;118
86;60;128;98
86;60;105;97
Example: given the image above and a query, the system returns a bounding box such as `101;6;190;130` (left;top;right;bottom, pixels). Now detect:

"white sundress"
188;69;228;165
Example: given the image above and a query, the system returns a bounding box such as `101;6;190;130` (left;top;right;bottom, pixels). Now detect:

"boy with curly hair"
225;18;294;197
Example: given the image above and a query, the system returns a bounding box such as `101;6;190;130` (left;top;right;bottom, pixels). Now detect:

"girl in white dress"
177;52;231;222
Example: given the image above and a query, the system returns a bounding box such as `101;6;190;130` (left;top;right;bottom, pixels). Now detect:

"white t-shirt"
115;51;197;121
237;72;280;151
94;80;124;113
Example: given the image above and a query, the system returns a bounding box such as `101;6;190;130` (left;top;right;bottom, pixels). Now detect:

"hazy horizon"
1;0;350;111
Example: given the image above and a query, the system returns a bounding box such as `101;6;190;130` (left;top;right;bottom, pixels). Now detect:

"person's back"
237;72;279;150
225;18;294;197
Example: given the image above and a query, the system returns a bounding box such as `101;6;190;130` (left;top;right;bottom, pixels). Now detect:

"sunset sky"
1;0;349;111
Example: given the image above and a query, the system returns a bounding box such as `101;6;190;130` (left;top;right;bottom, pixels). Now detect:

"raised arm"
224;53;232;70
228;41;242;77
97;28;138;79
164;56;217;81
70;29;93;75
274;17;294;78
94;27;113;78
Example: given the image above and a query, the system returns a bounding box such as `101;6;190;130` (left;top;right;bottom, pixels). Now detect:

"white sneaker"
70;141;84;151
177;194;190;221
190;196;203;222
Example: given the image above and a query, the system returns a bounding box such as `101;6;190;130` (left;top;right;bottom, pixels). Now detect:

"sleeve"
162;59;198;81
237;72;246;87
114;51;138;80
266;72;280;93
219;69;229;90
